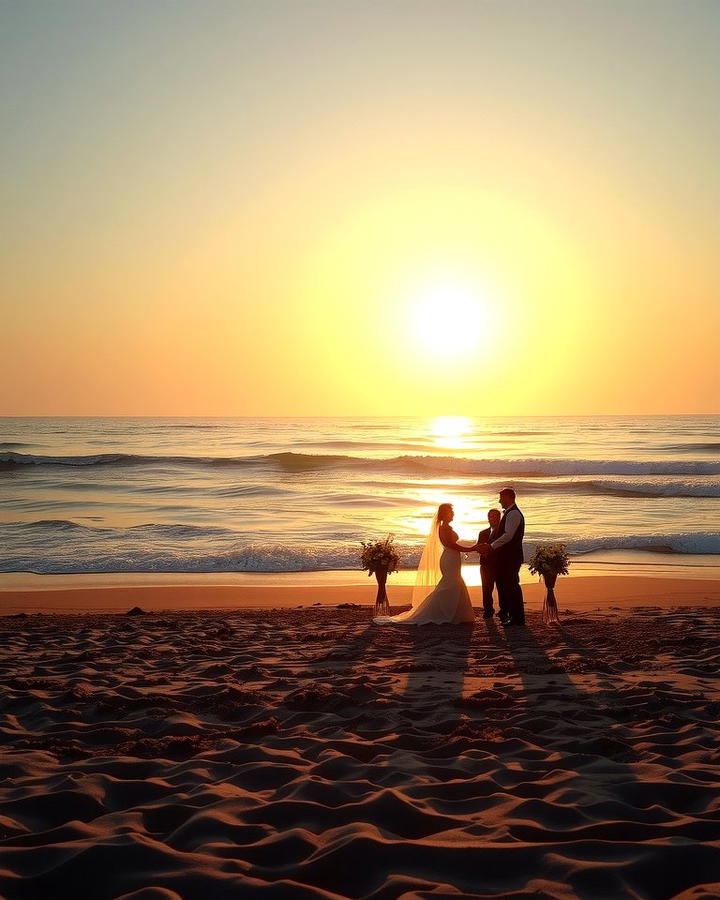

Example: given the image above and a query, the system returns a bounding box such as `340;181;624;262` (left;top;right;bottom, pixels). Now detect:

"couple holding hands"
374;488;526;627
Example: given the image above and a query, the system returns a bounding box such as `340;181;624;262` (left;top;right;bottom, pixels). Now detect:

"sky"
1;0;719;416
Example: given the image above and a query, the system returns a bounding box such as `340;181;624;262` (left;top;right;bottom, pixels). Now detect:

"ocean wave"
568;533;720;556
211;484;293;498
393;455;720;477
0;521;717;574
292;440;434;451
1;452;159;468
0;451;276;470
15;518;86;531
3;449;720;477
164;423;226;430
580;478;720;498
11;519;236;536
352;475;720;499
662;442;720;453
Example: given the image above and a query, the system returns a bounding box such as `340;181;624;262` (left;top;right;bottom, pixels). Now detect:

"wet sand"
2;573;720;614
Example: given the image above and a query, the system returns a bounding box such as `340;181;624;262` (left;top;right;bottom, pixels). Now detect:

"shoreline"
2;549;719;593
1;572;718;614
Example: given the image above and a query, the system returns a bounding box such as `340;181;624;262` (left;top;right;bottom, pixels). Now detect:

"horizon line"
2;412;719;420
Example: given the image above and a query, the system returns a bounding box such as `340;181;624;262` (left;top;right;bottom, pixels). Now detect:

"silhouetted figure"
374;503;474;625
479;488;525;626
477;508;502;619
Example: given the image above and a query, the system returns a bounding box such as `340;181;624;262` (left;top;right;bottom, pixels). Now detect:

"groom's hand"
478;543;491;556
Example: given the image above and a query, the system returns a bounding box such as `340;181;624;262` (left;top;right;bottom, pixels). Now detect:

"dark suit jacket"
478;527;498;572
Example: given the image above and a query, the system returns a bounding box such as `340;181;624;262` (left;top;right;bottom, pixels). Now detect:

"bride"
374;503;475;626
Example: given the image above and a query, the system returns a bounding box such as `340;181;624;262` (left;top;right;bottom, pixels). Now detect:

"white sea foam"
1;520;718;574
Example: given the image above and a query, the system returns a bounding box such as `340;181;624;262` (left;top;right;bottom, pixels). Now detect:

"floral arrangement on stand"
528;543;570;624
360;535;401;615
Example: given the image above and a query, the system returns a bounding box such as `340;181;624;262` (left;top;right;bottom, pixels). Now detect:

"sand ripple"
1;606;720;898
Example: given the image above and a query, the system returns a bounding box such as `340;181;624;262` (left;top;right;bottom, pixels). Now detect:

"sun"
411;280;489;355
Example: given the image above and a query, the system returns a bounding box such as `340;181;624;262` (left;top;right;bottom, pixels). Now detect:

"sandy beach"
2;569;720;614
1;576;719;899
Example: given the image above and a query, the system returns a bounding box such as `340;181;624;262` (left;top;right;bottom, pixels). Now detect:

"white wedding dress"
374;526;475;626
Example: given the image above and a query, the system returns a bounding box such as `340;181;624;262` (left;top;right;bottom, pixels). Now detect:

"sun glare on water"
430;414;473;451
432;416;471;441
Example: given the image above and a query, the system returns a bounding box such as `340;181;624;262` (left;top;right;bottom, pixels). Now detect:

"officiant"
477;508;502;620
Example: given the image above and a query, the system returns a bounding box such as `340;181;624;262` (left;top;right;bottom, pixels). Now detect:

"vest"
495;504;525;567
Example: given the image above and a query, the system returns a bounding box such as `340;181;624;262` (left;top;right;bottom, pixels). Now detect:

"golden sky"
1;1;718;415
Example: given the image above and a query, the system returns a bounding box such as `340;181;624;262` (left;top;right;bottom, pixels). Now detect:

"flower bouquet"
360;535;401;615
528;543;570;624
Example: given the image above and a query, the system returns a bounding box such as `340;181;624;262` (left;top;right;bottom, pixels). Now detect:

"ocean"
1;416;719;576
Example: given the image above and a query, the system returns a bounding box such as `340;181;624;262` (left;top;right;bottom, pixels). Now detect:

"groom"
479;488;525;626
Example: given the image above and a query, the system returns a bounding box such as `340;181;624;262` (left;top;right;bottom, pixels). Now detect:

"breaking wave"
0;520;718;574
3;450;720;477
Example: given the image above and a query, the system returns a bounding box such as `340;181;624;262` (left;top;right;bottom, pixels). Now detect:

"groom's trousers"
496;564;525;625
480;563;500;616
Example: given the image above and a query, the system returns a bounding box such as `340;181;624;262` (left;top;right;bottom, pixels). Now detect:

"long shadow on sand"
466;613;720;899
401;621;474;707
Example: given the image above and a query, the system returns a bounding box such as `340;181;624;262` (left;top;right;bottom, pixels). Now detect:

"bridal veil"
411;511;443;608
